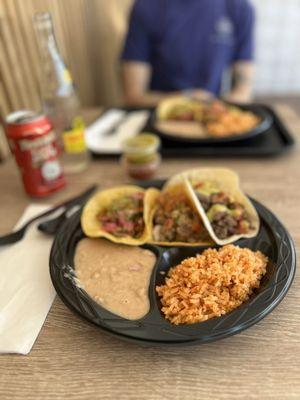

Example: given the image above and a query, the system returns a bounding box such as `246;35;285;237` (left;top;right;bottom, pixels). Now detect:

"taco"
147;182;211;246
156;97;261;139
81;185;152;245
156;96;204;122
176;168;260;245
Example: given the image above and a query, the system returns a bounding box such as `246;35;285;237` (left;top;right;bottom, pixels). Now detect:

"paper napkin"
0;205;56;355
85;109;150;154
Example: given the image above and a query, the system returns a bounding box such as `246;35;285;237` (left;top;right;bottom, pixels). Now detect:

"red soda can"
5;110;66;197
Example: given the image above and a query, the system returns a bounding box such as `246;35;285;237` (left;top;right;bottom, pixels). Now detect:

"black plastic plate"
150;104;273;145
49;181;296;346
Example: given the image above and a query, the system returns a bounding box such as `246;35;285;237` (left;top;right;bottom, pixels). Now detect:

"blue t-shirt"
121;0;255;95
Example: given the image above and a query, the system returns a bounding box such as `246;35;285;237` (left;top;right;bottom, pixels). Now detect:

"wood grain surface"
0;103;299;400
0;0;134;118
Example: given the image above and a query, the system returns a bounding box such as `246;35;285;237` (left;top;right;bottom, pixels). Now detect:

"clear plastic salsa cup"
121;133;161;180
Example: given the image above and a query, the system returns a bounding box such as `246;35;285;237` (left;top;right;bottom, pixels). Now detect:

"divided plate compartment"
49;181;296;346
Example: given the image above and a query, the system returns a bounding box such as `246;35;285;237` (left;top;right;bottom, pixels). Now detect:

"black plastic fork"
0;185;96;246
37;203;82;235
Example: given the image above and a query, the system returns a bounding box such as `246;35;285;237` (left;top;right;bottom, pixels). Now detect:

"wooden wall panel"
0;0;134;120
0;0;134;158
86;0;133;105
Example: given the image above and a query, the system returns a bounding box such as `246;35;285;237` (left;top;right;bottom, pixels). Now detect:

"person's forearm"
223;86;253;103
223;61;255;103
123;90;179;107
121;62;215;106
122;62;178;107
124;89;214;107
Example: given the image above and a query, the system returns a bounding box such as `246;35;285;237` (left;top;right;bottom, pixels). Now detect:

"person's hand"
222;89;253;104
182;88;215;102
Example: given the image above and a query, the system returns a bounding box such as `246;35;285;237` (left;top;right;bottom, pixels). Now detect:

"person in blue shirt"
121;0;255;106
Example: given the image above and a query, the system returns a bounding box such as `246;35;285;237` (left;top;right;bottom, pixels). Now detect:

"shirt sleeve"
121;0;153;63
233;0;255;62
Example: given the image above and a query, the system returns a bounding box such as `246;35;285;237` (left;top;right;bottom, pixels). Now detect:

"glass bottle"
33;12;89;173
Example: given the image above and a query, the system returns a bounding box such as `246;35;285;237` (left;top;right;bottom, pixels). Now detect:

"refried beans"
74;238;156;320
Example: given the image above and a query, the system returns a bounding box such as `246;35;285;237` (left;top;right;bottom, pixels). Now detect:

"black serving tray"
49;180;296;346
90;105;295;158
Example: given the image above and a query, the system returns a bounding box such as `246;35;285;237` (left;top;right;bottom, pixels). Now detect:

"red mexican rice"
156;245;268;325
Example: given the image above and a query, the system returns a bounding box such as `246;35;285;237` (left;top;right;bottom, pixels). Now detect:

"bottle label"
63;69;72;84
62;117;87;154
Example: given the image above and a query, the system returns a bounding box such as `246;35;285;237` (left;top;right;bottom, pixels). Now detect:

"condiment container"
121;133;161;180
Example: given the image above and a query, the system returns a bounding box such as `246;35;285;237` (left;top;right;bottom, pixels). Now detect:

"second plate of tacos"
172;168;260;245
152;96;272;144
147;181;211;247
81;185;152;246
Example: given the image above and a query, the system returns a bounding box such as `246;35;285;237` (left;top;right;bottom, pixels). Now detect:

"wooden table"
0;104;299;400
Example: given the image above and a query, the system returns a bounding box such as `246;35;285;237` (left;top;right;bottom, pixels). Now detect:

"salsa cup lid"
122;133;161;155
